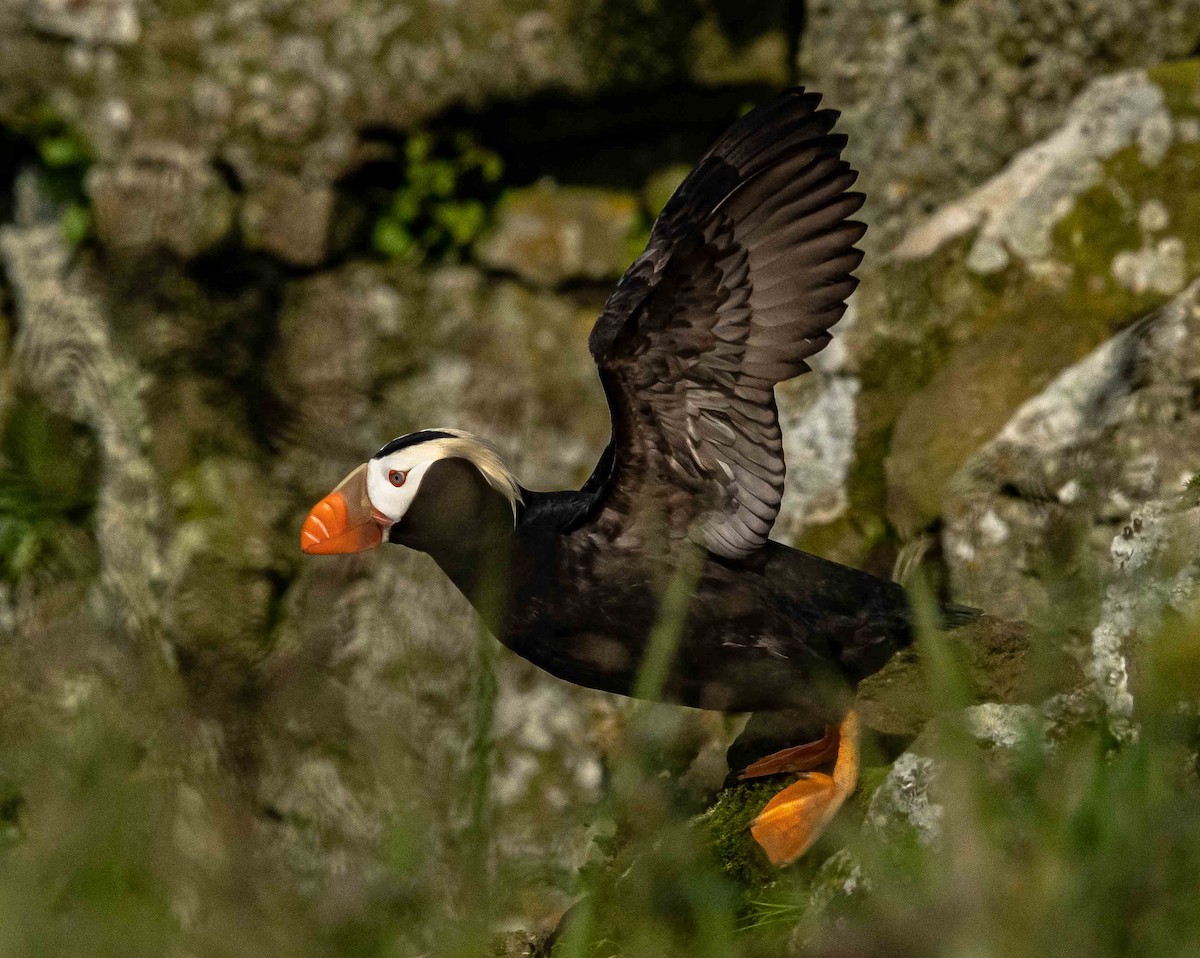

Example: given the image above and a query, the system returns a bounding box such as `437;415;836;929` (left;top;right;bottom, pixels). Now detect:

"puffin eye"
388;469;408;487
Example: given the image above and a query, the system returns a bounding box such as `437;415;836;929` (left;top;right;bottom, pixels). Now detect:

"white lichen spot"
842;863;865;895
978;510;1009;545
1110;503;1167;572
57;675;100;712
966;236;1011;276
1138;199;1170;234
1057;478;1081;504
574;759;602;793
949;535;977;563
963;703;1041;749
806;849;871;916
1087;502;1180;740
1113;237;1187;297
1137;111;1175;167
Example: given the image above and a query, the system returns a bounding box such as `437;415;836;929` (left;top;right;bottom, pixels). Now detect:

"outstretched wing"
588;88;865;559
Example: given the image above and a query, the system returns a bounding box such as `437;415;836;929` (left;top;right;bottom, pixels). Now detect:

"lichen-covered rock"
893;70;1183;272
180;512;621;940
4;1;1200;946
865;751;942;845
944;280;1200;623
268;263;384;453
803;0;1200;247
240;171;336;267
856;615;1044;738
701;777;781;888
773;301;866;558
0;0;778;275
864;703;1044;846
165;456;285;682
961;702;1043;751
1086;493;1200;741
819;61;1200;558
475;182;642;287
0;164;630;937
87;144;236;259
1;178;168;658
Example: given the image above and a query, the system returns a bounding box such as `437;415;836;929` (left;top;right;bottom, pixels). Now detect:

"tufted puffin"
301;88;978;865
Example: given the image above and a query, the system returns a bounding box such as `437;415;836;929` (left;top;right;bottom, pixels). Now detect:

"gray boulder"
944;280;1200;624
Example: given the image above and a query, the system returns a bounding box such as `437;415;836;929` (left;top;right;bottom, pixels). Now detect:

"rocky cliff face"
0;1;1199;953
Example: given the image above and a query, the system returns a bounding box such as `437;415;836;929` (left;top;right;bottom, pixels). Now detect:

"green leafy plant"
372;130;504;264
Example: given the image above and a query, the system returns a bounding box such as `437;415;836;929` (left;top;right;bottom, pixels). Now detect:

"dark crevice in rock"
260;568;295;642
184;248;295;453
422;83;774;190
711;0;794;48
101;244;297;456
0;128;35;228
211;156;246;196
996;479;1059;505
173;641;269;782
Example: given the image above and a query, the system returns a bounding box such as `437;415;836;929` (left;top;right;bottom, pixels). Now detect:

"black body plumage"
505;482;914;717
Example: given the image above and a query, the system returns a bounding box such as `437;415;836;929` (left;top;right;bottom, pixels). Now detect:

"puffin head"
300;429;521;555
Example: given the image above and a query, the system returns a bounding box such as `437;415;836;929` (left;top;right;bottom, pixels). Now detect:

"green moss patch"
1149;58;1200;118
0;399;98;582
701;779;781;888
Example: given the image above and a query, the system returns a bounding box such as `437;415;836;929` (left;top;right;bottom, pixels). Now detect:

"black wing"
587;88;866;559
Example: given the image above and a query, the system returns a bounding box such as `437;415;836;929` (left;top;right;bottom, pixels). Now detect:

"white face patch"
366;447;444;523
364;430;523;526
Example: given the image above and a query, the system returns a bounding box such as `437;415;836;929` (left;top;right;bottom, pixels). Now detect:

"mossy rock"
701;778;783;888
855;616;1077;738
474;182;643;287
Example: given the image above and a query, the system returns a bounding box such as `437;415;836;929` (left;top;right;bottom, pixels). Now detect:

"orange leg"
737;723;839;780
747;710;861;866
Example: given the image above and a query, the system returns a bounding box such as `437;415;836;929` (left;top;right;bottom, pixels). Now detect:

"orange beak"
300;463;391;555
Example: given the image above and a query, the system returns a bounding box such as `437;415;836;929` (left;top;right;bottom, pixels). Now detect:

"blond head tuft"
425;428;523;518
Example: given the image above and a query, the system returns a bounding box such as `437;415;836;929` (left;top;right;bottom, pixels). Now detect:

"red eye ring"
388;469;408;487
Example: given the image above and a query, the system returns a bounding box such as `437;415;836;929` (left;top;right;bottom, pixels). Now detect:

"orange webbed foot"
743;710;861;867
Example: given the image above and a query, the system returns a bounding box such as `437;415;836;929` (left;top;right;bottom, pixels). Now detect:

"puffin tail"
939;601;983;630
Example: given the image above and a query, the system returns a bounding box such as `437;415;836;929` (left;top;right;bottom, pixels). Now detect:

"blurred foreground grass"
0;548;1198;958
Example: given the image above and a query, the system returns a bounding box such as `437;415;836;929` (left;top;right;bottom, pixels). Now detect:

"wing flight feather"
588;88;866;559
